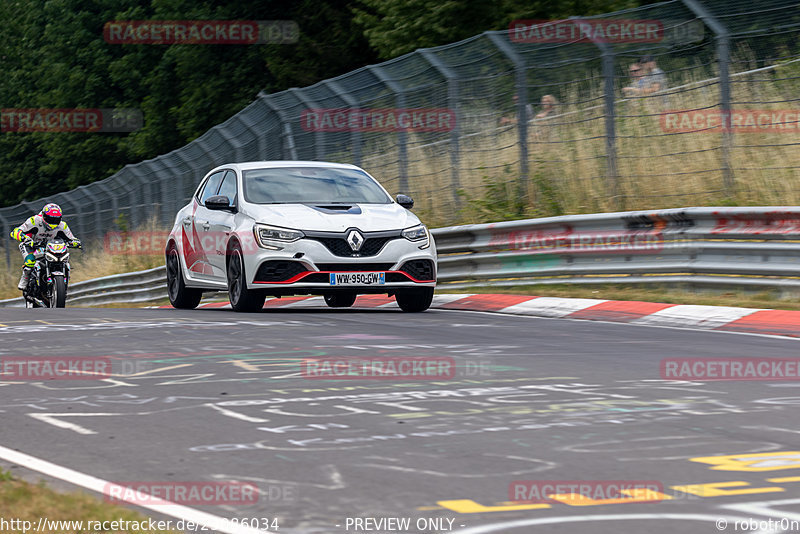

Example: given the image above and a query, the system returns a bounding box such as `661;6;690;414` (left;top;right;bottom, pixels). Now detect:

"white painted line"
632;304;761;329
499;297;608;318
28;413;120;435
0;444;273;534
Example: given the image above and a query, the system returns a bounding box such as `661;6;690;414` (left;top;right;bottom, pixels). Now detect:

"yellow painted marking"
35;320;54;325
437;500;550;513
690;452;800;472
671;481;784;497
416;506;444;511
549;488;672;506
767;476;800;483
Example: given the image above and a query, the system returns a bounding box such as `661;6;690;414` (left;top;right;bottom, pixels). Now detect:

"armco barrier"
2;206;800;307
432;206;800;290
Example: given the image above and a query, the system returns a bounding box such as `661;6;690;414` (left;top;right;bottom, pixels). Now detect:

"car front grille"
305;234;400;257
316;263;394;272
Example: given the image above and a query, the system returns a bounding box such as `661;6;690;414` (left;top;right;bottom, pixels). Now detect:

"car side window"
198;171;226;205
217;170;237;206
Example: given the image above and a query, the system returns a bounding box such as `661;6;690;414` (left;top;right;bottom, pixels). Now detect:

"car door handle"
182;217;191;226
202;221;211;230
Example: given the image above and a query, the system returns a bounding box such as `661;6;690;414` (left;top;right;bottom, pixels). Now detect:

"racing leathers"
11;215;79;290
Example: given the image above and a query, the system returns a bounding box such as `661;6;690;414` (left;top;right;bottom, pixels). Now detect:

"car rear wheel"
395;287;434;312
227;245;265;312
166;247;202;309
324;292;357;308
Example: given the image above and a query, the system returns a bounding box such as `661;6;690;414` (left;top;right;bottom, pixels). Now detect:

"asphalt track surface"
2;304;800;534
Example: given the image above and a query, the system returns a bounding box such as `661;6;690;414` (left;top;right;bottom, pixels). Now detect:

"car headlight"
254;224;305;250
402;224;430;249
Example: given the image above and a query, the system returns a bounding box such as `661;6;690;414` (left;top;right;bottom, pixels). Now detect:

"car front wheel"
166;247;202;309
395;287;434;312
227;244;265;312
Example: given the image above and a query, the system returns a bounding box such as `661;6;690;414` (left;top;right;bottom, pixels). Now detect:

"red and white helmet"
41;203;62;229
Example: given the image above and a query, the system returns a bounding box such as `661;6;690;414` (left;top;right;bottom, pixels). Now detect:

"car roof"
209;161;362;173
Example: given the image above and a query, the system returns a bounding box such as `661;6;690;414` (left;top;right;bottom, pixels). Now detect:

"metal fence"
1;0;799;272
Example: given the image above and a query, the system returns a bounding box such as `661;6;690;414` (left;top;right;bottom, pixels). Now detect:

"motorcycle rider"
10;203;81;291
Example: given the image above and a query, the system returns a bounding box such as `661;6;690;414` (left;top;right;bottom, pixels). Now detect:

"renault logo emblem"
346;230;364;251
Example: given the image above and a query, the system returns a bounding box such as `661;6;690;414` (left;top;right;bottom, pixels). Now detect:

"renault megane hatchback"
165;161;437;312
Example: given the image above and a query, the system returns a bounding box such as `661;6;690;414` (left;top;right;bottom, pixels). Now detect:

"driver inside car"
10;203;81;291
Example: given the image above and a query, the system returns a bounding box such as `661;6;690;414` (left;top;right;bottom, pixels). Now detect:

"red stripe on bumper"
569;300;675;322
441;294;537;312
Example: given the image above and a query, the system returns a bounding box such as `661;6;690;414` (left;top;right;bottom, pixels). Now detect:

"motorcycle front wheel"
50;275;67;308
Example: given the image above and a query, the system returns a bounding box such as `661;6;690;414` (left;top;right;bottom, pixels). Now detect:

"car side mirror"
205;195;235;211
396;194;414;209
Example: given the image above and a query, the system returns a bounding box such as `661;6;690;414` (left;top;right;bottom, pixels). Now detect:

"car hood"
244;203;421;232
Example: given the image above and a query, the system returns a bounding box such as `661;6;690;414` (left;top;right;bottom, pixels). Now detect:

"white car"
165;161;437;312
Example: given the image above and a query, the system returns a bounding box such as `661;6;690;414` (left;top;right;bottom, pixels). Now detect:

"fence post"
124;166;150;228
289;88;325;161
681;0;734;196
575;18;621;210
323;79;362;167
94;182;120;231
486;32;529;201
261;94;298;160
367;65;409;194
419;48;462;209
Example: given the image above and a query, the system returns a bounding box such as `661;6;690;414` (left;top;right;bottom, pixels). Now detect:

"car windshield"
242;167;392;204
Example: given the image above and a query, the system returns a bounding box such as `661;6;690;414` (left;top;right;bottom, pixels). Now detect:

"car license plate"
329;272;385;286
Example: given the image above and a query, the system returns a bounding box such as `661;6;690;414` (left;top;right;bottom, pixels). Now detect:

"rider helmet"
41;203;62;229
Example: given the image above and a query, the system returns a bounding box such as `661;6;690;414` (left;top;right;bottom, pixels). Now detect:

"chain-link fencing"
1;0;799;270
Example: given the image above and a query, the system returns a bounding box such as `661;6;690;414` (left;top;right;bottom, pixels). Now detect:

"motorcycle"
22;237;81;308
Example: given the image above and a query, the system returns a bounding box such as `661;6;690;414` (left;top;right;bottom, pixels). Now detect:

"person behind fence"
531;94;560;141
499;94;534;125
10;203;81;291
623;55;666;97
622;63;646;97
535;94;559;120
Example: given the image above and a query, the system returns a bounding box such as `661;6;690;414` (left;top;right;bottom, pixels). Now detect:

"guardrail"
1;206;799;307
433;206;800;290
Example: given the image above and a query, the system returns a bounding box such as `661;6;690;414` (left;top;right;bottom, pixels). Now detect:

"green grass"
0;470;180;533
